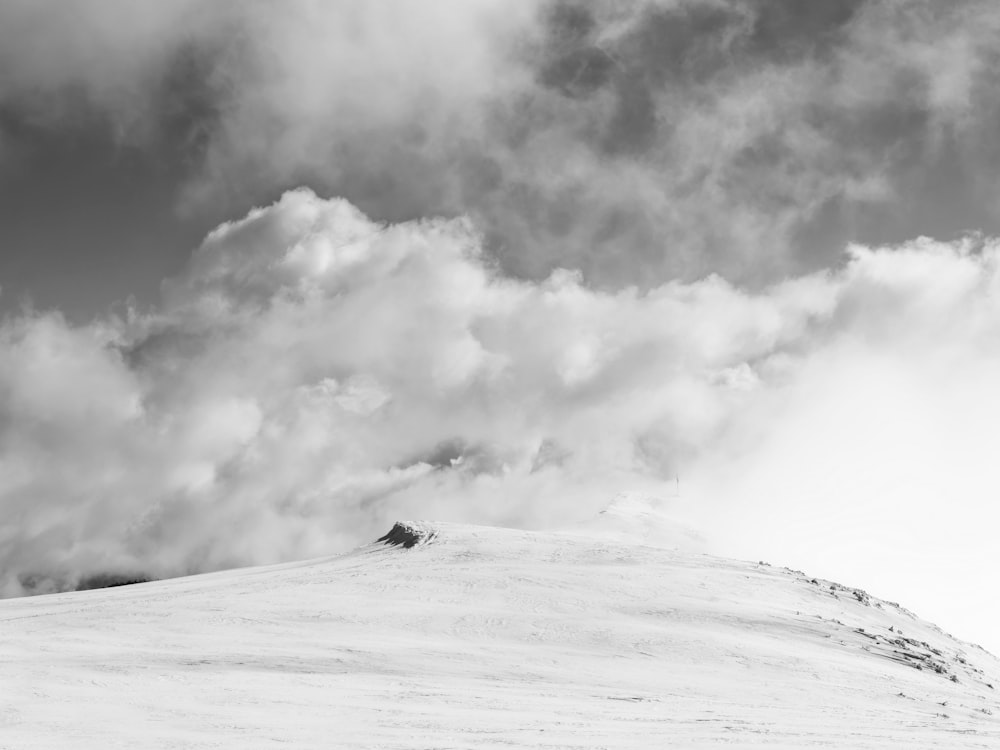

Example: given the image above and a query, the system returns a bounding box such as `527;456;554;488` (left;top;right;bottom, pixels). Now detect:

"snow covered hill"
3;502;1000;748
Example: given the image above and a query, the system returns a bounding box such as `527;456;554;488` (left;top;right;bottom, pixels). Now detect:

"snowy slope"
3;505;1000;748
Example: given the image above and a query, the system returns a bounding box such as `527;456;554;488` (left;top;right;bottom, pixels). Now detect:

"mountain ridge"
3;511;999;748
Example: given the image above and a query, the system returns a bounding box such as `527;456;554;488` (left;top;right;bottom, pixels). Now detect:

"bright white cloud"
2;190;1000;655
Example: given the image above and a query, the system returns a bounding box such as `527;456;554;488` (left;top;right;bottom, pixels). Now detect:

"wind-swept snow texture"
3;514;1000;748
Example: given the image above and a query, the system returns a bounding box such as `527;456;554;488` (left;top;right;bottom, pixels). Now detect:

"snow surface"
3;499;1000;748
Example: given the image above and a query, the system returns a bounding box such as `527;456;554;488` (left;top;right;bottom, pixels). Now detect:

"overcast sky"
2;0;1000;654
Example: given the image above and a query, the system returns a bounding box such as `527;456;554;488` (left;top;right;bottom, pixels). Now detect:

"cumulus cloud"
0;188;789;590
2;189;999;654
5;1;1000;288
4;0;1000;651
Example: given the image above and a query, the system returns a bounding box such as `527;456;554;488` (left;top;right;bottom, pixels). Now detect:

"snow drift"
3;506;999;749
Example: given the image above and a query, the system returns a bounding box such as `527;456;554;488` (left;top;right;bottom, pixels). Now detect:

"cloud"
683;237;1000;648
2;188;1000;655
0;0;218;136
0;188;813;590
3;1;1000;652
5;1;1000;290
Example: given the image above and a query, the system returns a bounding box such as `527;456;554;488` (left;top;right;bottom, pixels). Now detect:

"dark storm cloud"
467;0;1000;285
2;0;1000;389
3;0;1000;293
743;0;864;59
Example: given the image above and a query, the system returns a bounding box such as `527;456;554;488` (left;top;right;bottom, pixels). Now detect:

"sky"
1;0;1000;653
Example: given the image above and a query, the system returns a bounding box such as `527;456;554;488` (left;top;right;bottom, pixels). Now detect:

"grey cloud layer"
4;0;1000;287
